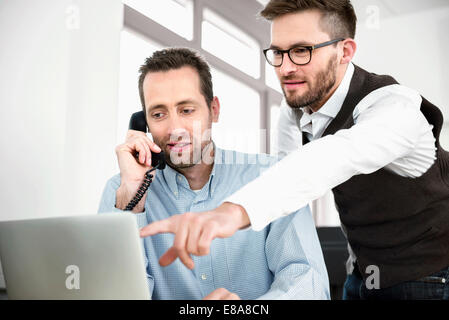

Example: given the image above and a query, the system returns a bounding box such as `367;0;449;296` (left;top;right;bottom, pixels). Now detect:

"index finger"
145;138;162;153
126;129;146;140
127;129;162;153
140;218;175;238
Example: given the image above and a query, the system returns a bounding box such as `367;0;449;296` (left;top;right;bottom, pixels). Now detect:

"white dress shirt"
226;62;437;231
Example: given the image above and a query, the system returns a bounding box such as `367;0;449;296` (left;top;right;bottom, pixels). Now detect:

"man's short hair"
260;0;357;39
138;47;214;115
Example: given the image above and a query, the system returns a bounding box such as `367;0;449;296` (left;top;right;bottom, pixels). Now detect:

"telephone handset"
129;111;166;170
124;111;166;211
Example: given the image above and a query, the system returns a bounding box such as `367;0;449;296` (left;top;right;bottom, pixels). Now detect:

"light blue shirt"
98;148;330;300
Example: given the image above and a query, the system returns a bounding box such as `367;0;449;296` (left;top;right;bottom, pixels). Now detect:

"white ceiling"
211;0;449;46
352;0;449;20
250;0;449;20
379;0;449;15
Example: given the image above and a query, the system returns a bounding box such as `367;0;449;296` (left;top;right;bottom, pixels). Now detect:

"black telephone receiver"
129;111;166;170
125;111;166;211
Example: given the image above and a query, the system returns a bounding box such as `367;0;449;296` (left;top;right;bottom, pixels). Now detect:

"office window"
265;61;282;93
117;28;163;143
124;0;193;41
122;1;283;154
202;8;260;79
211;67;261;153
270;105;280;156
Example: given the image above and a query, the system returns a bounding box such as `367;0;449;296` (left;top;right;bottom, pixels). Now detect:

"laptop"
0;212;150;300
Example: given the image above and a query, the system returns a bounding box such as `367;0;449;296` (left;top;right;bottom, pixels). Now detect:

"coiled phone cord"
124;167;157;211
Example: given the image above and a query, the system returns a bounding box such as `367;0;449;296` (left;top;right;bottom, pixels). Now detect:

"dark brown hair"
138;47;213;115
260;0;357;39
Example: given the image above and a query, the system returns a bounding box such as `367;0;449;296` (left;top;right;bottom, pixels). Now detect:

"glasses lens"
290;47;310;65
265;49;283;66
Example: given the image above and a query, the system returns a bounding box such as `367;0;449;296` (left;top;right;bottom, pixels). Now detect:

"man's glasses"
263;38;345;67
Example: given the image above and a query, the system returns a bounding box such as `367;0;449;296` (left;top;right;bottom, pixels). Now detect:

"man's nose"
167;114;182;131
167;116;189;141
279;53;298;76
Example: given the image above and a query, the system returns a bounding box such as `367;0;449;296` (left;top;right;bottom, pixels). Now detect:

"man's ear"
340;38;357;64
210;96;220;123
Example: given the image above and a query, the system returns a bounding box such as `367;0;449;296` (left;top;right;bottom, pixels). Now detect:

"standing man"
140;0;449;299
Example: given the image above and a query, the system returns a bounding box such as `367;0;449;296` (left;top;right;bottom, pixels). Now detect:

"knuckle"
186;243;196;254
115;143;127;154
183;212;193;221
190;215;201;225
136;142;145;153
198;243;210;255
205;220;218;231
139;137;147;145
144;136;153;144
125;134;135;143
174;242;184;251
174;239;185;251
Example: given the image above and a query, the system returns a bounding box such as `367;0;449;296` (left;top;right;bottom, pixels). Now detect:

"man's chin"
286;96;308;109
169;163;196;169
283;89;308;108
166;151;199;169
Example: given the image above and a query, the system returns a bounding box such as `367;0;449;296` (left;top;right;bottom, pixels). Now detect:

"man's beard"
283;55;338;111
153;135;213;170
168;140;212;170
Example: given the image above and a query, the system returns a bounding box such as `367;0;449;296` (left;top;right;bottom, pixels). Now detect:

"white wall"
0;0;123;223
2;1;446;223
352;1;449;148
291;1;449;227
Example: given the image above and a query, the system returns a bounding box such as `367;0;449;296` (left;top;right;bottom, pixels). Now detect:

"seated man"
98;47;329;300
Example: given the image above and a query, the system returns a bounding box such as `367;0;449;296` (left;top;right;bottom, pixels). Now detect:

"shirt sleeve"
256;205;330;300
97;174;155;297
226;86;425;230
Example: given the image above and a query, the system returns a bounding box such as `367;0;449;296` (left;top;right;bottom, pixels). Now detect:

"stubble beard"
283;56;338;112
153;119;214;170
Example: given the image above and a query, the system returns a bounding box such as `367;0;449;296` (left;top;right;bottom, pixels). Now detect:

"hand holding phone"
115;111;166;212
115;132;159;183
128;111;166;169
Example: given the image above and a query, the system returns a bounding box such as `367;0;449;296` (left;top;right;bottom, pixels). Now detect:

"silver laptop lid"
0;212;150;300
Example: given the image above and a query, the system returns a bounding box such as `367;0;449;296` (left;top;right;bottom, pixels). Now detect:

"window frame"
123;0;283;153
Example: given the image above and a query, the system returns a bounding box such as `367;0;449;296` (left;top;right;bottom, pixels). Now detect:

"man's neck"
309;64;349;113
173;144;215;191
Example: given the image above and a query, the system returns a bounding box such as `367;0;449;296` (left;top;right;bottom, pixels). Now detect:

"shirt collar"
161;164;180;197
300;62;355;127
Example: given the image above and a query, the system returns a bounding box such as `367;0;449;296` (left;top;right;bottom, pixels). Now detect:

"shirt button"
174;191;178;196
177;176;182;181
201;274;207;280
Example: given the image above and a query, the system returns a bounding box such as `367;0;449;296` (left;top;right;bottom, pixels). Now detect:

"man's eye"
291;47;308;55
182;108;194;115
152;112;164;119
273;50;283;56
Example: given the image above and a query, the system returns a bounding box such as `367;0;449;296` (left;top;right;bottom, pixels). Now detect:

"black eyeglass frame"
263;38;345;67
